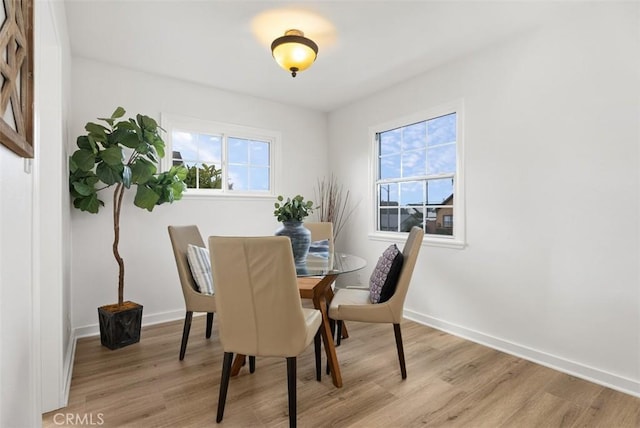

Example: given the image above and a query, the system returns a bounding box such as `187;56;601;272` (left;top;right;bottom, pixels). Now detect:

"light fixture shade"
271;29;318;77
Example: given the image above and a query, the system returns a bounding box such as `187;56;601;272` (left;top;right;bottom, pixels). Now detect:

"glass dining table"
230;251;366;388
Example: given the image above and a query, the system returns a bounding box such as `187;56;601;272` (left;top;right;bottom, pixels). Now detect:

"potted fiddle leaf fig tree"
69;107;187;350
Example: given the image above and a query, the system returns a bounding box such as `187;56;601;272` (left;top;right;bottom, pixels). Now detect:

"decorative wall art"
0;0;33;158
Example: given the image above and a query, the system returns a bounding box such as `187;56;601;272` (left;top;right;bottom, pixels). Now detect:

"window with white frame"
161;114;278;196
372;102;464;246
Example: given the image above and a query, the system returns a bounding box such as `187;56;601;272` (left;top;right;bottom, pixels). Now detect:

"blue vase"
275;221;311;265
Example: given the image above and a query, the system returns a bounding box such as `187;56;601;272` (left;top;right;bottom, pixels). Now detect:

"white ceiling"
64;1;565;112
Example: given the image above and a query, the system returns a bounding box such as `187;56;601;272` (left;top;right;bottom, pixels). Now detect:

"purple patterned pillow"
369;244;404;304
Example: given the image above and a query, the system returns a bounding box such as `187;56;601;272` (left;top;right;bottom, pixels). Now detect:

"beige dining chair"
328;226;423;379
304;221;334;254
209;236;322;428
167;225;217;361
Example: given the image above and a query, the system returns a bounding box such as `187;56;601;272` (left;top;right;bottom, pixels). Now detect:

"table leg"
326;286;349;340
313;294;342;388
230;354;246;376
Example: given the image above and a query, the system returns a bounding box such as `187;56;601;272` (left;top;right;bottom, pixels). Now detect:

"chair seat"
302;307;323;346
329;288;395;323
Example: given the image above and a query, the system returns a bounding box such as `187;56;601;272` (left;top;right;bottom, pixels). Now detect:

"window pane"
228;137;248;164
228;165;247;191
379;207;398;231
380;154;400;180
183;162;222;189
426;178;454;205
400;207;424;232
435;207;454;236
249;166;269;191
399;181;424;206
402;149;426;177
250;141;269;166
427;113;456;146
380;129;401;155
427;144;456;174
401;121;426;151
172;130;198;161
199;134;222;163
379;183;398;206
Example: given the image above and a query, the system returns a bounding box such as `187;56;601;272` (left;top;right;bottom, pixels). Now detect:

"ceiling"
64;1;565;112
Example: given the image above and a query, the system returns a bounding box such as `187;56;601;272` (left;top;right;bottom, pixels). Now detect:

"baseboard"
404;309;640;399
74;309;186;339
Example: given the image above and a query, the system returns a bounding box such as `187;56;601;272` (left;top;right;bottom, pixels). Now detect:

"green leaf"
137;114;158;131
71;149;96;172
73;194;102;213
151;136;165;158
85;122;109;142
72;181;94;196
119;132;140;149
96;162;123;185
69;156;78;173
122;166;132;188
77;136;91;150
111;106;126;119
134;185;160;211
130;158;156;184
172;165;187;181
114;120;135;131
100;146;123;166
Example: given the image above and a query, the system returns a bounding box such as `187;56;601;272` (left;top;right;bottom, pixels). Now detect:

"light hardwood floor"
43;318;640;427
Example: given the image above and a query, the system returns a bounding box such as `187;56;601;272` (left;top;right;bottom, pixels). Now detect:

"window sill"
181;190;275;202
368;232;466;250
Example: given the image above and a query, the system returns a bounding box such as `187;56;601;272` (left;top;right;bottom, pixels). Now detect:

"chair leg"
314;329;321;381
393;323;407;379
216;352;234;423
249;356;256;373
336;320;343;346
206;312;214;339
179;311;193;360
286;357;297;428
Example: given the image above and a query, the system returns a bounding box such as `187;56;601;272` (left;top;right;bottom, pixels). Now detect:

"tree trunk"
113;183;125;306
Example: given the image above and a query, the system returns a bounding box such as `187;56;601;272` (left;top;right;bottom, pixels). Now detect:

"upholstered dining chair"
328;226;423;379
209;236;322;428
167;225;217;361
304;221;334;254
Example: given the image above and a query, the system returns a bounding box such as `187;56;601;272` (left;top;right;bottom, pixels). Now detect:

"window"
162;114;279;196
372;102;464;247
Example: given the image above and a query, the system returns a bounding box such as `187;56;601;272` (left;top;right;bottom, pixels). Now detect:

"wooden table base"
231;275;345;388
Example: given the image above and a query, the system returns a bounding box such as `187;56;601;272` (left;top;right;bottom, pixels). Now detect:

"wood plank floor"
43;318;640;427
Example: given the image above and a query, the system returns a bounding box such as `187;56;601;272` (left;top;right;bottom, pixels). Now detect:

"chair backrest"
209;236;309;357
304;221;334;254
168;225;209;308
386;226;424;322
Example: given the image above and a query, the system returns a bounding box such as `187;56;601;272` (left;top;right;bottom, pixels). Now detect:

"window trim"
161;113;281;199
368;99;466;249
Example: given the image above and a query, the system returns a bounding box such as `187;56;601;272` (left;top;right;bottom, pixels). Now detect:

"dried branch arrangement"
314;175;357;244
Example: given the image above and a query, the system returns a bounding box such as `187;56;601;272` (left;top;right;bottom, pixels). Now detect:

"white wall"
70;58;328;332
329;3;640;395
0;147;36;427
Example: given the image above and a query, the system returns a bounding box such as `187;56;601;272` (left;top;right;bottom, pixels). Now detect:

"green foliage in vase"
68;107;188;306
274;195;314;222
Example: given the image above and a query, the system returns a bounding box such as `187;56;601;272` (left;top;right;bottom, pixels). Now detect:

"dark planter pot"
98;301;143;350
275;221;311;265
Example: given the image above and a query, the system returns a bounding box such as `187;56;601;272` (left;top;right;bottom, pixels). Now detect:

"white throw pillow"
186;244;214;295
